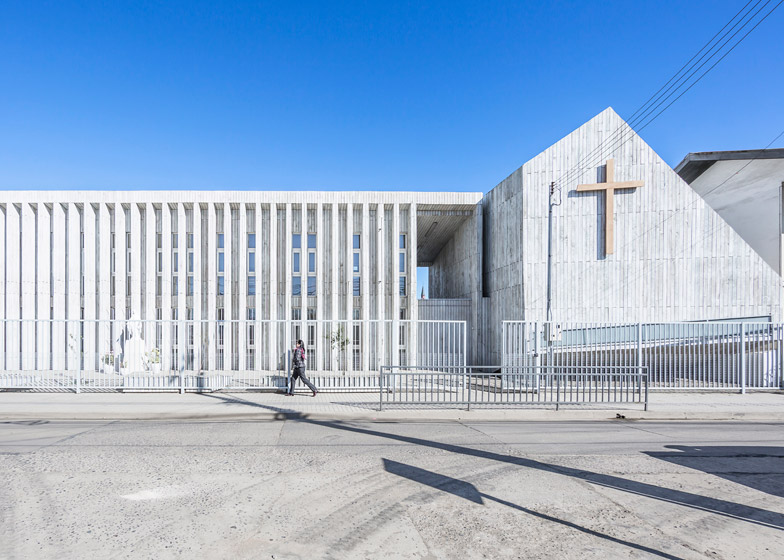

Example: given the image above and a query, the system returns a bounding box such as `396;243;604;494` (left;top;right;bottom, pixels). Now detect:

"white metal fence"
0;319;466;392
502;321;784;391
378;365;648;410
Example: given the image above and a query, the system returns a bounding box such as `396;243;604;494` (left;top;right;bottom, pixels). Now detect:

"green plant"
325;326;351;353
146;348;161;364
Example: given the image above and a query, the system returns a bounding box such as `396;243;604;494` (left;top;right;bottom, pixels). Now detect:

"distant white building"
1;108;780;372
676;148;784;274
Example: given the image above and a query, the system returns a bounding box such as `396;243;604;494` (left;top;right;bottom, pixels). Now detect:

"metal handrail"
378;365;649;411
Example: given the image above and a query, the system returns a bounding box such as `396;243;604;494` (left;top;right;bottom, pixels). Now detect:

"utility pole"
546;181;556;324
545;181;562;371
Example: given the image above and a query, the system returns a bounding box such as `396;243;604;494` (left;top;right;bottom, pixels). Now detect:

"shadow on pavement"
198;392;306;420
646;445;784;499
198;391;784;555
383;458;685;560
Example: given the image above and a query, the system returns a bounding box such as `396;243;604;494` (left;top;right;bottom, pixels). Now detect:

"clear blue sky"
2;0;782;193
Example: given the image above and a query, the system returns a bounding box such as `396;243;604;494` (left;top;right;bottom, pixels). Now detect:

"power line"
550;0;782;194
574;126;784;312
553;0;778;192
552;0;768;190
603;127;784;262
624;0;758;125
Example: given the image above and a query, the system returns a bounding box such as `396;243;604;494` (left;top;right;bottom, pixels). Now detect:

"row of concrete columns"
1;201;417;372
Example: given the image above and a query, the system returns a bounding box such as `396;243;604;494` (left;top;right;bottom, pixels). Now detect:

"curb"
2;410;784;422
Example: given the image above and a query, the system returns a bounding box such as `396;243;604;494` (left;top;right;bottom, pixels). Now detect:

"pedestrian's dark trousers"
289;367;317;394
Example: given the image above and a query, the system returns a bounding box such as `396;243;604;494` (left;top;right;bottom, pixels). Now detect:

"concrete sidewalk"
0;390;782;421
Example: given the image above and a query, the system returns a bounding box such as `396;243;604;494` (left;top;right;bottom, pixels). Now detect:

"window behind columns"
171;228;178;297
353;234;361;296
155;207;162;309
186;208;194;298
217;232;225;296
125;207;131;309
156;308;162;350
110;213;116;299
307;233;316;296
217;307;225;369
171;307;178;366
352;307;361;370
399;308;407;366
248;232;256;296
292;307;301;343
399;234;407;296
247;307;255;369
187;307;194;369
307;307;315;365
292;233;301;296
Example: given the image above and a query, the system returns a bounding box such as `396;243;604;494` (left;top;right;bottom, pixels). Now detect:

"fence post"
287;349;291;393
534;322;541;387
378;366;383;411
501;322;506;390
780;324;784;390
76;367;81;394
740;322;746;394
637;322;643;395
463;321;468;369
467;370;471;412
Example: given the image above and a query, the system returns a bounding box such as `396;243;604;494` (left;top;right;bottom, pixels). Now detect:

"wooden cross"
576;158;643;255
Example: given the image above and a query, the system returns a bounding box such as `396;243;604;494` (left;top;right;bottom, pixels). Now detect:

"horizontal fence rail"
0;319;466;393
503;321;784;392
378;365;648;410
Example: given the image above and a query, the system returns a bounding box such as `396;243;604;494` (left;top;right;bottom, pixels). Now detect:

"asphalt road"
1;419;783;559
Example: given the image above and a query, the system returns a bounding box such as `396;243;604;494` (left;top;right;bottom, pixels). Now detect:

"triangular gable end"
515;107;781;323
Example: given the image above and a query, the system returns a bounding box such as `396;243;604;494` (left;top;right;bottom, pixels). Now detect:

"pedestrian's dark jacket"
292;347;306;369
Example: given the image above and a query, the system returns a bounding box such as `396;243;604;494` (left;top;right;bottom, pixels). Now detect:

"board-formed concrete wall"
429;204;483;361
481;107;782;364
429;211;481;300
481;165;528;365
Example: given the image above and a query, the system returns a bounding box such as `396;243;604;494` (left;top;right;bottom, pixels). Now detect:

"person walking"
287;339;318;396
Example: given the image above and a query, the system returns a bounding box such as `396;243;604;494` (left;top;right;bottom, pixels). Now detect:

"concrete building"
428;108;782;364
1;108;780;374
0;192;480;374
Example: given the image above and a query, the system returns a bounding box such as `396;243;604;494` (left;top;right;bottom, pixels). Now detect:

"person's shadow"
646;445;784;499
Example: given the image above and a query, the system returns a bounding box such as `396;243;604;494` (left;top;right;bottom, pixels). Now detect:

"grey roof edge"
675;149;784;183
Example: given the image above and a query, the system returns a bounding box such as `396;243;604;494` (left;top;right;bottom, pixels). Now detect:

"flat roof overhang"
675;149;784;183
416;203;479;266
0;190;484;267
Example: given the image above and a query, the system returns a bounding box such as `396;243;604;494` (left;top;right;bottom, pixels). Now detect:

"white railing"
502;321;784;391
0;319;466;392
378;365;648;410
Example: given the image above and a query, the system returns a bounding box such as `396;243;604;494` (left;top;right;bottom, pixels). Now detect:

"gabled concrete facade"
429;108;782;364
